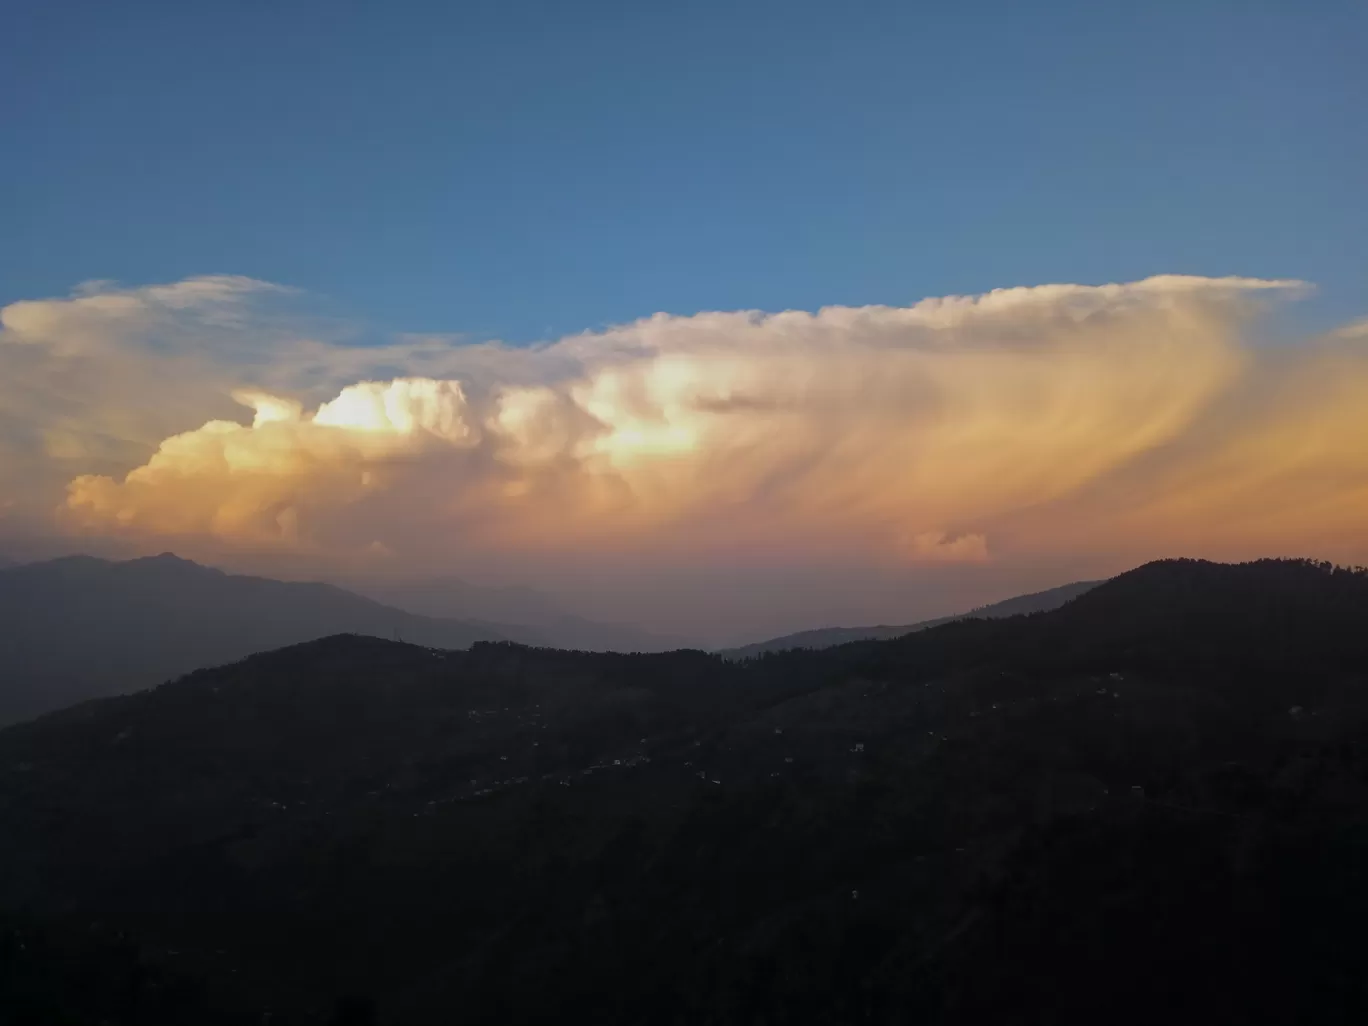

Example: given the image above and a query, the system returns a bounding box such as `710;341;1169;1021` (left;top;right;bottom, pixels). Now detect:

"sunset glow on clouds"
2;272;1366;629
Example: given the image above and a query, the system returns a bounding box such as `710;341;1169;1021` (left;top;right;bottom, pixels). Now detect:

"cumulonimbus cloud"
8;269;1356;583
5;270;1366;606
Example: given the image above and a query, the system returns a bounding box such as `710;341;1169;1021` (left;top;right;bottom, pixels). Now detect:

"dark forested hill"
3;558;1368;1025
721;578;1100;658
0;554;511;725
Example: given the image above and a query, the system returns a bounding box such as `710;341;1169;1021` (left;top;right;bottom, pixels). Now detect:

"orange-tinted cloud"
32;272;1361;587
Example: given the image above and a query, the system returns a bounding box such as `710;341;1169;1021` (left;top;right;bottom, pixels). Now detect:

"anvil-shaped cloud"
2;273;1365;636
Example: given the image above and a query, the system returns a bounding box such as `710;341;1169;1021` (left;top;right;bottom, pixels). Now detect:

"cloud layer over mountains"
2;273;1365;633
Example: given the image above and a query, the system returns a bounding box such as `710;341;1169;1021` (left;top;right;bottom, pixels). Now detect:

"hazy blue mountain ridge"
722;579;1102;658
352;575;695;652
0;553;512;725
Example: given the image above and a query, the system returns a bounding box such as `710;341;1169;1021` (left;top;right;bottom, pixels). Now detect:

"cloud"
1333;317;1368;340
1016;330;1368;560
62;378;485;547
901;532;991;564
0;277;286;532
20;269;1357;589
7;269;1366;633
0;276;512;536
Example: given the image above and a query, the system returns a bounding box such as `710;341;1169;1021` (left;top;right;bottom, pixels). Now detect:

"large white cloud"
0;277;276;537
6;269;1366;633
0;276;522;537
10;270;1353;588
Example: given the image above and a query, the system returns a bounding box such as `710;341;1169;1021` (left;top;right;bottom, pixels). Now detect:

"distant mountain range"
350;575;692;653
0;554;516;725
0;554;708;725
720;579;1102;659
0;553;1103;725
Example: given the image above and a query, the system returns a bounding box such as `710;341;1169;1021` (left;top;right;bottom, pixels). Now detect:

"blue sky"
4;0;1365;343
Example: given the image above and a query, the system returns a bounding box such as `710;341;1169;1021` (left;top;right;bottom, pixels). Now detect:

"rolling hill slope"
4;559;1368;1024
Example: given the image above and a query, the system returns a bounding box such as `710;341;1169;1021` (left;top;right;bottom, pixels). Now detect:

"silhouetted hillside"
0;554;510;725
723;579;1100;658
3;558;1368;1024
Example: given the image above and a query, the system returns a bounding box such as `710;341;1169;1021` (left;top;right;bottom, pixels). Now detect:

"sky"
2;1;1366;643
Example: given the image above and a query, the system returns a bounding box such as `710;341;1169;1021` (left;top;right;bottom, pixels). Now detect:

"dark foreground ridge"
4;557;1368;1024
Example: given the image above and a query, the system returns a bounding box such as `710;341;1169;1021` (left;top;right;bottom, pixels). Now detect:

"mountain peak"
130;551;203;567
